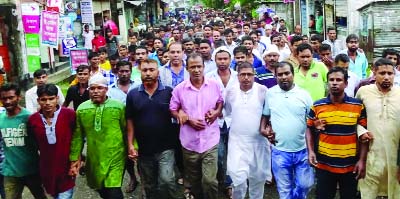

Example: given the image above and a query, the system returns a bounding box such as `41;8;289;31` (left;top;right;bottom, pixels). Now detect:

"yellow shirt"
356;84;400;198
100;60;111;71
294;61;328;101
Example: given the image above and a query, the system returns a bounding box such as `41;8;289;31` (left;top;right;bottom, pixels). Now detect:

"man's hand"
177;109;189;125
308;151;318;167
321;56;334;69
313;119;326;131
205;109;219;125
128;145;138;161
360;132;373;143
188;119;206;130
69;160;81;177
353;159;366;180
261;125;276;145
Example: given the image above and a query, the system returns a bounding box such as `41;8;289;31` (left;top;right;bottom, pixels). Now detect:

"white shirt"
25;85;65;113
322;39;346;58
82;30;94;50
204;59;217;74
206;68;239;128
345;70;360;97
278;46;291;62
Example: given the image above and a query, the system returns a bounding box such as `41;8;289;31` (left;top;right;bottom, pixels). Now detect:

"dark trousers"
97;187;123;199
316;168;358;199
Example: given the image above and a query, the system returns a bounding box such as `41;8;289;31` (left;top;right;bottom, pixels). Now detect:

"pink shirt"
170;78;223;153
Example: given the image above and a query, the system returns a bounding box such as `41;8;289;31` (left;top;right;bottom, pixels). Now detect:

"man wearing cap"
69;74;126;199
255;45;280;88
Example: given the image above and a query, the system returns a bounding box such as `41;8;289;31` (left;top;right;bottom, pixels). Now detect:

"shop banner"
41;11;59;47
80;0;94;26
69;49;88;74
47;0;62;8
25;34;40;48
21;3;40;33
27;55;41;73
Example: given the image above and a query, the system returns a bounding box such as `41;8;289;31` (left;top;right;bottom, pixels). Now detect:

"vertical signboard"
41;11;59;47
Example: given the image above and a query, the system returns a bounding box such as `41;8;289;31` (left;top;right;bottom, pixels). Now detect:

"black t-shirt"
125;84;177;156
64;85;90;110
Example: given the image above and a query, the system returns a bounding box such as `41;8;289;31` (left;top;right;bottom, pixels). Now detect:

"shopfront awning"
125;0;145;6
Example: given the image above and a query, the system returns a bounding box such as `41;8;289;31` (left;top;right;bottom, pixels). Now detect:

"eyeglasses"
239;73;255;78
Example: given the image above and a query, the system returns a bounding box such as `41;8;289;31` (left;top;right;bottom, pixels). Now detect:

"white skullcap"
212;46;233;61
262;44;280;58
89;74;108;87
264;24;272;30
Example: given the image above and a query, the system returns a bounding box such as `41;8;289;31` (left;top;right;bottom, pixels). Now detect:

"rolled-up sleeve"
169;87;181;111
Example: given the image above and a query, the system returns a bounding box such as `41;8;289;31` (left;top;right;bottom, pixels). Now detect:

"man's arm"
354;140;368;180
306;127;318;167
126;118;138;160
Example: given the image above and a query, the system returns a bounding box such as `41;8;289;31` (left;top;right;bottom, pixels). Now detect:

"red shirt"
28;108;76;196
92;36;106;52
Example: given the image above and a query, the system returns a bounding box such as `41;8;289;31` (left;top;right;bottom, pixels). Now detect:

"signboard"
25;34;40;48
27;55;41;73
62;37;77;56
21;3;40;34
69;49;88;74
300;0;308;35
41;11;59;47
81;0;94;25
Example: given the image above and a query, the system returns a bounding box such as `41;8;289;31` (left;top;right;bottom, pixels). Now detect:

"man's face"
232;28;239;40
291;41;303;54
297;49;313;68
173;30;181;40
302;36;309;43
250;34;258;43
385;54;398;66
99;52;108;61
310;40;321;52
90;56;100;66
0;90;20;113
264;53;280;66
141;62;159;83
119;47;128;57
336;60;349;71
117;65;132;82
187;57;205;81
295;25;302;35
218;26;224;33
84;26;89;32
328;30;336;40
243;40;253;53
161;52;170;65
265;29;272;37
169;44;183;65
129;36;137;44
225;33;233;44
251;23;258;30
34;74;48;86
183;41;195;54
37;94;58;113
215;52;231;71
320;50;332;61
271;37;280;46
77;69;90;84
135;49;148;62
188;29;194;36
110;59;119;70
234;52;247;65
374;65;395;90
243;26;250;34
204;27;212;37
276;65;294;91
89;85;108;104
159;30;165;38
154;39;163;50
347;39;359;52
238;67;255;88
213;31;221;41
199;43;211;59
328;72;347;96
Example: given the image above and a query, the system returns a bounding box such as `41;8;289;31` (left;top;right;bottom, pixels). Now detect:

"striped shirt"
307;95;367;173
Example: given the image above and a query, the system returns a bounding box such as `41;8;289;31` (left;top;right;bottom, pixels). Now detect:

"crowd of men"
0;8;400;199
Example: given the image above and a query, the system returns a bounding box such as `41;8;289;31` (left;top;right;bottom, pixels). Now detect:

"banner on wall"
69;49;88;74
21;3;40;34
81;0;94;26
27;55;41;73
41;11;59;47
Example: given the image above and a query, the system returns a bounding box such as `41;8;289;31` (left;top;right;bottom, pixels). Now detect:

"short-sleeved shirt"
169;78;224;153
106;36;118;56
255;67;277;88
0;108;39;177
338;49;368;79
306;95;367;173
107;80;140;105
263;85;313;152
64;85;90;110
126;83;176;155
294;61;328;101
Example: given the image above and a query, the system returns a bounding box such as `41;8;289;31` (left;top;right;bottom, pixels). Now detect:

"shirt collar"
138;80;166;91
184;78;209;89
325;93;350;103
110;80;135;88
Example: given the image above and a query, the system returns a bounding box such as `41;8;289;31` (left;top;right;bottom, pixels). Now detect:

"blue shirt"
263;85;313;152
167;63;186;88
103;71;117;86
339;49;368;79
230;54;263;70
107;80;141;105
255;67;277;88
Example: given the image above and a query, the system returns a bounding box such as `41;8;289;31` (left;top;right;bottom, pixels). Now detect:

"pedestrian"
338;34;368;79
170;53;223;199
82;24;94;52
261;61;314;199
159;42;189;88
63;65;90;110
105;28;119;57
205;49;238;198
0;83;47;199
294;43;328;101
322;27;346;58
334;54;360;97
356;58;400;198
91;30;106;53
126;59;179;199
225;61;270;199
255;45;280;88
25;69;65;114
306;67;369;199
28;84;75;198
69;75;126;199
199;39;217;74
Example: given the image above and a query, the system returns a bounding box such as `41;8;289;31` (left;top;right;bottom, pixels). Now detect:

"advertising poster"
69;49;88;74
21;3;40;34
41;11;59;47
81;0;94;26
27;55;41;73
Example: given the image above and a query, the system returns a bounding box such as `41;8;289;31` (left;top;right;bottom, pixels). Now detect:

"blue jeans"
271;148;314;199
55;188;74;199
217;123;233;188
138;149;178;199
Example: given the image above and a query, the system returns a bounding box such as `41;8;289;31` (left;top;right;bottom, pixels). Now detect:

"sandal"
183;189;194;199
